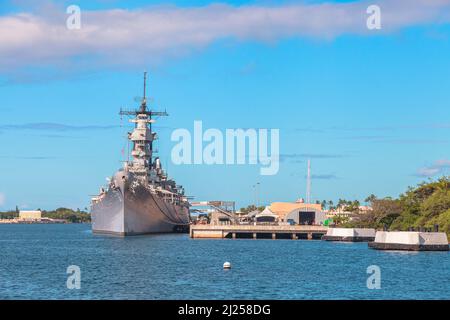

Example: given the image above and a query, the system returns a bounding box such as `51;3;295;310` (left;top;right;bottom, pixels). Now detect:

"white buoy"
223;262;232;270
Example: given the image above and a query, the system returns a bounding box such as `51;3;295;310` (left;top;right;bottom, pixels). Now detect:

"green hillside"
42;208;91;223
347;176;450;235
0;207;90;223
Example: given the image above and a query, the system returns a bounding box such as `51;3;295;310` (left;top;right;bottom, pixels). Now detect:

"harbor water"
0;224;449;300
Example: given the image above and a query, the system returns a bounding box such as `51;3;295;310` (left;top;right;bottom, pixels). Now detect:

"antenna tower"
306;159;311;204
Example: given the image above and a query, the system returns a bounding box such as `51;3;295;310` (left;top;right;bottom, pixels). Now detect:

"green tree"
348;176;450;236
365;194;377;204
327;200;334;211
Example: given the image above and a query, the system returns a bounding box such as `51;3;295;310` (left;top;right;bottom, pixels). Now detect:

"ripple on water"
0;224;448;300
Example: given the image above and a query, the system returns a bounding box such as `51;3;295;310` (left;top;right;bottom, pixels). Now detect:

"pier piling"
190;225;328;240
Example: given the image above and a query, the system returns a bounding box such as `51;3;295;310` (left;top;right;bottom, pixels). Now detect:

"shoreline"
0;219;89;224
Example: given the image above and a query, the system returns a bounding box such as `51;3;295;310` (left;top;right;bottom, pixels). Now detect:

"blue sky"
0;0;449;210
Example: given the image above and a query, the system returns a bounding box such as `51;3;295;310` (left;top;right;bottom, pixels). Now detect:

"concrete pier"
190;225;328;240
322;228;376;242
369;231;449;251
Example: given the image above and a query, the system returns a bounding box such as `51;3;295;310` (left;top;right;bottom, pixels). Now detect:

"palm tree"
337;199;347;209
365;194;377;204
328;200;334;210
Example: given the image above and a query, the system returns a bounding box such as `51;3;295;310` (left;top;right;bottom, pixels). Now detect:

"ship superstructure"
91;72;190;235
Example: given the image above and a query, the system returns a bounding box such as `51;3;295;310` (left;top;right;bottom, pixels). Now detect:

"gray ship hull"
92;182;190;236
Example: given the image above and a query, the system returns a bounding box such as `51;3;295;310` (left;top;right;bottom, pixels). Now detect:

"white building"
326;206;373;220
19;210;42;221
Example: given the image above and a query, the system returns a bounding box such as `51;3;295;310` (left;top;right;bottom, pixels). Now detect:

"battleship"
91;73;191;235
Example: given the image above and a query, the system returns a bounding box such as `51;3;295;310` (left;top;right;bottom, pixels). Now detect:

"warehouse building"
269;201;326;225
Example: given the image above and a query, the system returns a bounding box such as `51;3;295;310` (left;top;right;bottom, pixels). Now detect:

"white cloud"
416;159;450;177
0;0;450;72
